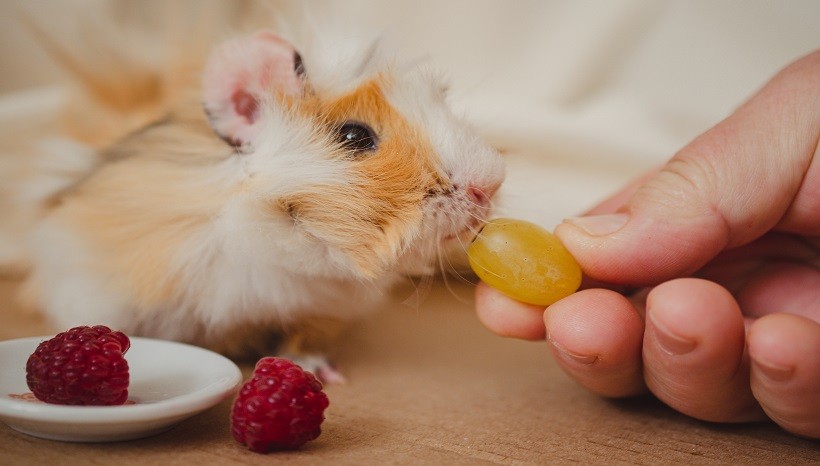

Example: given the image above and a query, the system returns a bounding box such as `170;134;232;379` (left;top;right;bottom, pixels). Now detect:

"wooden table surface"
1;277;818;465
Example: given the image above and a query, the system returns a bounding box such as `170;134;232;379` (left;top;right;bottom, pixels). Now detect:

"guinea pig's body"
18;28;504;379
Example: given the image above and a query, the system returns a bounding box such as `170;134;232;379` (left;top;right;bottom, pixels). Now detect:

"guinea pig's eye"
336;122;378;154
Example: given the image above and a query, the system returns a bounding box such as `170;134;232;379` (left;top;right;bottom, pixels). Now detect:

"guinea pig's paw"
283;353;346;385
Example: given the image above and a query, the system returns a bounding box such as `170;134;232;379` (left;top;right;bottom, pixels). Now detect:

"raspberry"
231;357;329;452
25;325;130;406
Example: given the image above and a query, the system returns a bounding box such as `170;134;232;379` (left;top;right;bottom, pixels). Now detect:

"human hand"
475;50;819;438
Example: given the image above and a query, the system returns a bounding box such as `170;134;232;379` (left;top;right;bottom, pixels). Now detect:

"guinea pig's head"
202;31;504;279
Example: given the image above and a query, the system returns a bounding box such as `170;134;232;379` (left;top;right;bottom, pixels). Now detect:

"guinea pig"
21;29;505;382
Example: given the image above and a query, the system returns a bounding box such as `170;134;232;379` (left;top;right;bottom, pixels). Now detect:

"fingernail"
651;319;697;355
547;336;599;365
563;213;629;237
752;358;794;382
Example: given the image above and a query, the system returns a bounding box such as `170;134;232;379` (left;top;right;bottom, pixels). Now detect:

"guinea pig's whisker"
401;269;432;311
466;211;487;225
453;227;474;254
435;238;473;304
418;271;435;302
447;230;477;285
444;255;476;288
466;222;487;242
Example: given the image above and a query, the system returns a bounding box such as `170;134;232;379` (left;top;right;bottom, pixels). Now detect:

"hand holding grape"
474;51;820;438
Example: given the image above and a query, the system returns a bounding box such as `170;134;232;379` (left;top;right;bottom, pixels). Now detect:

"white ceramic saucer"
0;336;243;442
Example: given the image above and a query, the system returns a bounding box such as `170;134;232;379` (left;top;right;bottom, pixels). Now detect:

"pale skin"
475;50;819;438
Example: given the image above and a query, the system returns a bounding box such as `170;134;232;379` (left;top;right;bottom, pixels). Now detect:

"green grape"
468;218;581;306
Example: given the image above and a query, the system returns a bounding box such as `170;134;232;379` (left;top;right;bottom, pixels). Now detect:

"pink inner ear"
202;30;303;147
231;89;259;123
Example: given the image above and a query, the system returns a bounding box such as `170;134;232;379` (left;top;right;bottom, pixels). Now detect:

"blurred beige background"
0;3;818;462
0;0;818;227
0;1;66;93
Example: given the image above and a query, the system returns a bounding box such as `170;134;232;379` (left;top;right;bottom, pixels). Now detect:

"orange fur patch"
49;108;228;313
280;76;446;277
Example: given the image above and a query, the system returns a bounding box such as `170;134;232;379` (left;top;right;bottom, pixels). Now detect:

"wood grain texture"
1;278;818;464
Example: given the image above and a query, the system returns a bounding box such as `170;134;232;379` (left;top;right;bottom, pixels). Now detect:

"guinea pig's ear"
202;31;305;147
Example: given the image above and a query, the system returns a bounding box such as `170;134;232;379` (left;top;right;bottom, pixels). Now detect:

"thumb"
555;51;820;286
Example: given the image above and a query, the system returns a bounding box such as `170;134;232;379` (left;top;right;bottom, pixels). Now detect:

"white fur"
388;67;505;198
28;216;131;329
26;99;397;341
0;137;97;270
385;66;506;274
22;26;504;355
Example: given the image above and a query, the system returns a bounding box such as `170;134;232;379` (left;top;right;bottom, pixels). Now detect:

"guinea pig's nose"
467;181;500;207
